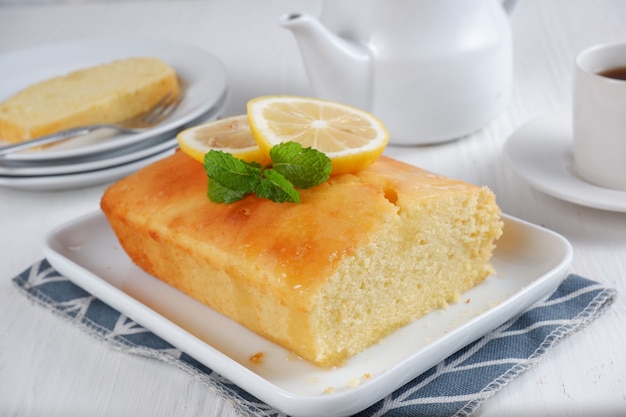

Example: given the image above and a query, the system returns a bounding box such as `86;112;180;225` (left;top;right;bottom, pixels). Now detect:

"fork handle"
0;125;102;157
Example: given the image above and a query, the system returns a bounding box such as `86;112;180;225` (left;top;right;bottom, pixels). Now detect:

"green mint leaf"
256;169;300;203
270;142;332;189
202;142;332;204
204;150;260;194
207;177;247;203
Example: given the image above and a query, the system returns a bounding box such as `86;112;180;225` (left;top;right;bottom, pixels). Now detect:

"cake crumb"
363;373;371;379
249;352;265;365
465;298;471;304
347;378;360;387
323;386;335;394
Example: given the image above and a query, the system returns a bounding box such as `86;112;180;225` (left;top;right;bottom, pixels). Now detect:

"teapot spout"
280;12;371;109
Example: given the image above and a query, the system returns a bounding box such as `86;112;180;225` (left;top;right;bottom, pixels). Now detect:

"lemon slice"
247;95;389;175
176;115;268;164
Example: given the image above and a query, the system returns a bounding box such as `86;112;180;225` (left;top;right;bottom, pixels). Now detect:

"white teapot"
281;0;518;145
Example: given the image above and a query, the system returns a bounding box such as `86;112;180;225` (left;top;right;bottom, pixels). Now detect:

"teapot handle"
502;0;519;14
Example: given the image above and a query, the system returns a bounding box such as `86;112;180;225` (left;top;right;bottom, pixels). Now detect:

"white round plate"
504;111;626;212
0;136;177;176
0;37;227;162
0;101;223;177
0;147;177;191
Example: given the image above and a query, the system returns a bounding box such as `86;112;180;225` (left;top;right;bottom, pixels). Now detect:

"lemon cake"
100;150;503;367
0;57;179;143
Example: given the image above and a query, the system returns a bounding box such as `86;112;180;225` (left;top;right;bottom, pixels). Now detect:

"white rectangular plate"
43;211;572;417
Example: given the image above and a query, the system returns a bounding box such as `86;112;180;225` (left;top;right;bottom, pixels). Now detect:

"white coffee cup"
573;42;626;191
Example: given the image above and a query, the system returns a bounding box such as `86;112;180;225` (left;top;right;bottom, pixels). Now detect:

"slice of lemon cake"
0;57;179;143
101;150;503;367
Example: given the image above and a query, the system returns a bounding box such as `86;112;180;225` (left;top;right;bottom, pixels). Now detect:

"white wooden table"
1;1;625;415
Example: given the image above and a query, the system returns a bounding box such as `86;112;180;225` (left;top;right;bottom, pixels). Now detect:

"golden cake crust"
102;151;397;300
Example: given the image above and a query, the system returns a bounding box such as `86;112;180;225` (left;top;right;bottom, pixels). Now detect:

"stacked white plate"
0;37;228;191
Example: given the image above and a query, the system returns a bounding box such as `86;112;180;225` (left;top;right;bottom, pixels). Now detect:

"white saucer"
0;36;227;162
504;111;626;212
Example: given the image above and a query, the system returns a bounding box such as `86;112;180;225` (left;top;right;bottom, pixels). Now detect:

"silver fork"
0;91;183;157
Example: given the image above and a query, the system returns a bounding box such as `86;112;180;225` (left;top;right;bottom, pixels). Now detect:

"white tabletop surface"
1;1;625;416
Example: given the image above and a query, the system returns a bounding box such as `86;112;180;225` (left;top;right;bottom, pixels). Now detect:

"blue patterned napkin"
13;259;616;417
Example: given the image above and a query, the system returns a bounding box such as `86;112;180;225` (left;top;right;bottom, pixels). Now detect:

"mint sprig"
204;142;332;203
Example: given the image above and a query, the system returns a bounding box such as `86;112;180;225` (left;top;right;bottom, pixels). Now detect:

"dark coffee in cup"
598;66;626;81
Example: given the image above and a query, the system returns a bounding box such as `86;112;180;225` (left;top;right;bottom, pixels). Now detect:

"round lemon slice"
176;115;268;164
247;95;389;175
